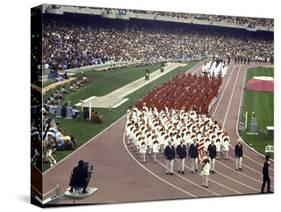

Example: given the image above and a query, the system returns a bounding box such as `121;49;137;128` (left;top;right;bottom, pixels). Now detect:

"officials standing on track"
164;141;176;175
189;140;198;173
208;140;217;173
261;155;272;193
176;141;187;174
235;140;243;171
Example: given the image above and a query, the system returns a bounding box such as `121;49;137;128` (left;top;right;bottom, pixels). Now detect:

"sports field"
240;67;274;155
43;62;197;171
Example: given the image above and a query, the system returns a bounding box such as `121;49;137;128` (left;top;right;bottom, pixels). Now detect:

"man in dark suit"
261;155;272;193
235;140;243;171
69;160;90;193
189;140;198;173
176;141;187;174
164;141;176;175
208;140;217;173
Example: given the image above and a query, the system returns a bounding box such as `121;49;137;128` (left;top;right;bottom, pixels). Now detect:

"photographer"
69;160;93;194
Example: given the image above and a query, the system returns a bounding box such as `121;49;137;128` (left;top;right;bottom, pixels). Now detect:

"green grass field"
43;62;197;171
44;64;161;102
239;66;274;156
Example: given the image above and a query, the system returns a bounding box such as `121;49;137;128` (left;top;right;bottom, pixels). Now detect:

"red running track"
38;62;274;205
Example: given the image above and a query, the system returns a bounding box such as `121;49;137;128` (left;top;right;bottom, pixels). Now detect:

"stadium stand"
42;13;273;71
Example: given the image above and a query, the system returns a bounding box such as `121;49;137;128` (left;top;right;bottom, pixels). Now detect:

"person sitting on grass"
60;86;68;94
81;73;89;83
72;106;80;118
54;90;63;100
76;80;84;87
91;111;102;123
69;83;78;92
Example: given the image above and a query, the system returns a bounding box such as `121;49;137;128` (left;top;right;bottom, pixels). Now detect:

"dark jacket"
208;144;217;159
188;143;198;158
164;145;176;160
176;144;187;159
262;161;269;177
70;164;89;187
235;144;243;158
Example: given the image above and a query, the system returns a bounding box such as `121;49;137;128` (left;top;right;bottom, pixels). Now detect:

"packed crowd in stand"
42;15;273;71
129;9;274;28
136;72;222;114
125;106;233;187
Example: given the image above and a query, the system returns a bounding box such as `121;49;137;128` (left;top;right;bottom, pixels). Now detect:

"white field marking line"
43;114;127;175
216;160;261;189
212;64;236;116
222;64;242;128
221;65;274;169
122;133;196;198
180;163;242;194
44;61;200;174
234;65;275;169
227;156;264;176
156;160;220;196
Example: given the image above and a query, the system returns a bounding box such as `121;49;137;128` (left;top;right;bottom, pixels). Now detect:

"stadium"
31;4;274;206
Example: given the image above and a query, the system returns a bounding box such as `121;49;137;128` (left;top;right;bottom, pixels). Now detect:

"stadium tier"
42;12;273;71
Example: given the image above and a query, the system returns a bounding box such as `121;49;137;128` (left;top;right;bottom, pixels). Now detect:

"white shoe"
54;160;57;164
50;163;54;167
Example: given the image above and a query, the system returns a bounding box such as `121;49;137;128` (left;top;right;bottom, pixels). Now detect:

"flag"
197;139;205;163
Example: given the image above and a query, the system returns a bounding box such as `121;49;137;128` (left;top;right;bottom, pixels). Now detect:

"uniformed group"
125;105;244;187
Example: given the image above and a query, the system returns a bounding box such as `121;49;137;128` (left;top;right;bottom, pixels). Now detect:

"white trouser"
177;158;185;171
216;151;220;159
191;158;198;172
141;152;146;162
223;150;229;159
210;158;216;171
166;159;174;173
153;152;157;162
235;157;243;169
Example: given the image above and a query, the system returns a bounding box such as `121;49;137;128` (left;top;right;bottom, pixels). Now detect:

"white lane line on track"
212;64;236;116
222;64;241;128
43;114;127;174
180;164;242;194
227;156;263;175
209;64;271;168
156;160;220;196
234;65;275;169
122;133;197;198
216;160;261;187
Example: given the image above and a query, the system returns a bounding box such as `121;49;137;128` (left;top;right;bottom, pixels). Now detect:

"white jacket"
140;144;147;154
222;140;230;151
152;143;160;153
202;161;211;176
